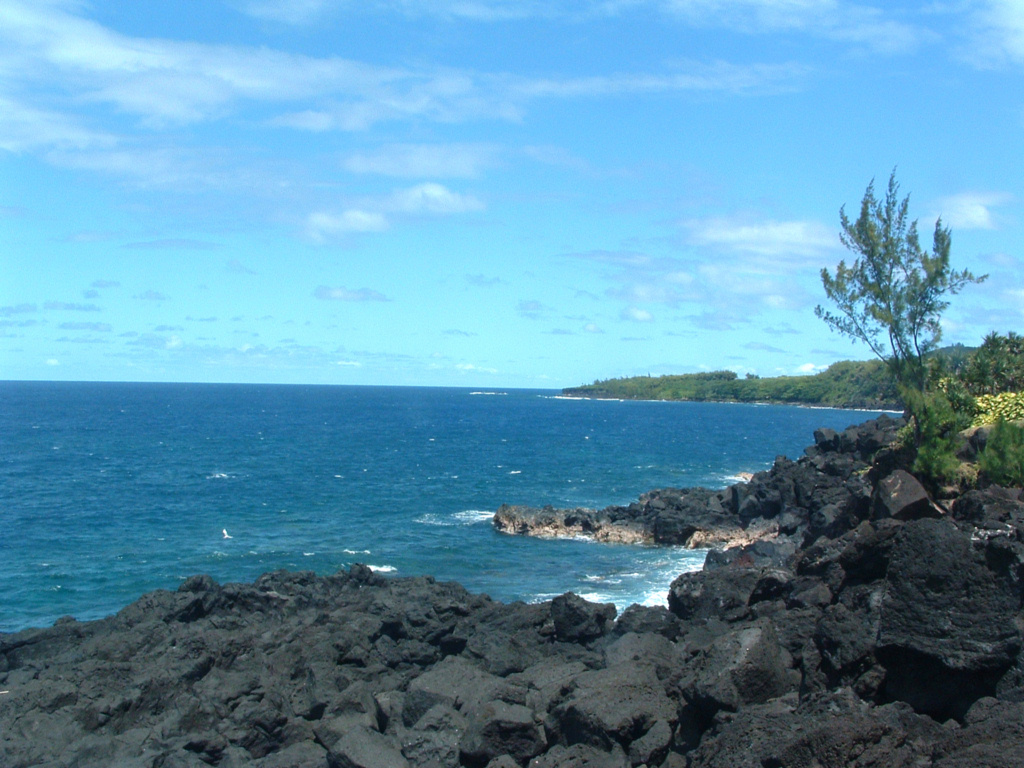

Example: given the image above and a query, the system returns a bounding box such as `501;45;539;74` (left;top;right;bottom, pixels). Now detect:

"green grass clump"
978;418;1024;487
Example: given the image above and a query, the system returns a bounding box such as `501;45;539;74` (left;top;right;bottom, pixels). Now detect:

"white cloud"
388;183;484;215
344;144;498;178
515;61;808;99
234;0;333;24
684;216;837;262
936;191;1013;230
621;306;654;322
305;184;481;241
0;1;810;140
307;210;389;241
314;285;391;301
231;0;926;54
657;0;925;53
456;362;499;373
796;362;828;374
965;0;1024;66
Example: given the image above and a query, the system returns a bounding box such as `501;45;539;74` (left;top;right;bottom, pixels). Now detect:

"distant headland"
562;358;903;411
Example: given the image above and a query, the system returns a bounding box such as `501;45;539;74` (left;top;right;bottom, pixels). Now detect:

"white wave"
207;472;230;480
417;509;493;527
343;549;371;555
469;391;507;396
583;574;623;585
367;564;396;573
452;509;494;524
509;470;522;475
577;591;615;604
302;552;315;557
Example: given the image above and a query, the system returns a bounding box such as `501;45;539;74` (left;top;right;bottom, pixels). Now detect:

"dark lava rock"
876;518;1022;719
551;593;616;643
872;469;939;521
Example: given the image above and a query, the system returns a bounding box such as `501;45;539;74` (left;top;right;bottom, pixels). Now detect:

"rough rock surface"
3;415;1024;767
494;415;904;550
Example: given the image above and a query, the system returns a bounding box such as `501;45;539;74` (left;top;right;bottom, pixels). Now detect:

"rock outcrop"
3;414;1023;767
494;414;905;552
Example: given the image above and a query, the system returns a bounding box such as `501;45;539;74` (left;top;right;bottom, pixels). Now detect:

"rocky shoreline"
3;415;1024;767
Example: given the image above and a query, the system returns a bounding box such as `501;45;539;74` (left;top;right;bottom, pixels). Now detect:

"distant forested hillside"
563;359;902;410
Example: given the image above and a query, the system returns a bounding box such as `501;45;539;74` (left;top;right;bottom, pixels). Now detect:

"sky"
1;0;1022;389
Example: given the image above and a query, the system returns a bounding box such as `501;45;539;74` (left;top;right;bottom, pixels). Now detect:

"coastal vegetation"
815;170;985;402
562;359;900;410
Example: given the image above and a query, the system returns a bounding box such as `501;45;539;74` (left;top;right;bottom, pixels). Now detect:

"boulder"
682;619;794;720
685;689;944;768
460;701;547;766
877;518;1022;718
872;470;937;521
554;662;677;750
527;744;630;768
551;593;616;642
327;727;409;768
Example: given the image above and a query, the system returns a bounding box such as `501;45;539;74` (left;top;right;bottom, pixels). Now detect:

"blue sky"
1;0;1022;388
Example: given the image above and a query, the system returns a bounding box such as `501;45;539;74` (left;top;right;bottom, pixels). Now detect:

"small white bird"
222;528;232;539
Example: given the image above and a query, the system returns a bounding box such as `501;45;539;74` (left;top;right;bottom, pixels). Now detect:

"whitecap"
207;472;230;480
303;552;315;557
367;564;396;573
343;549;371;555
451;509;494;524
509;470;522;475
577;591;615;604
415;513;443;526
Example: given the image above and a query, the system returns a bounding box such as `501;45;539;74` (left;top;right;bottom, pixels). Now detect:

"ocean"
0;381;885;633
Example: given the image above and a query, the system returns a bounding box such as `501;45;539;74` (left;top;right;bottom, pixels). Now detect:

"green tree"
815;171;986;422
961;331;1024;396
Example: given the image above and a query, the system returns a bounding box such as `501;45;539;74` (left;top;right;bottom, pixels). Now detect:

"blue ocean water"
0;382;886;633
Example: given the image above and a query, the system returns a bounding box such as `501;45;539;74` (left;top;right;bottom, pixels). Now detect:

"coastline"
3;412;1023;767
557;392;903;413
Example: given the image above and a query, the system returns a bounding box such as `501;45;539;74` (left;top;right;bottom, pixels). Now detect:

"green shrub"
960;331;1024;396
978;418;1024;487
935;375;977;420
907;388;969;484
972;391;1024;427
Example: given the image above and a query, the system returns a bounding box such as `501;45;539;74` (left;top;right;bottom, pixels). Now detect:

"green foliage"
904;388;970;483
978;418;1024;487
562;358;900;409
960;331;1024;396
972;392;1024;427
815;171;985;398
934;374;977;422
